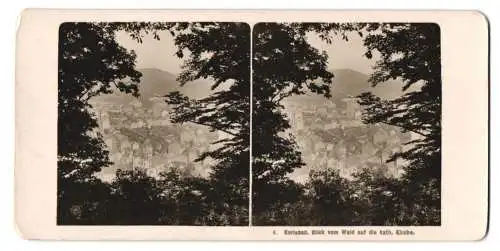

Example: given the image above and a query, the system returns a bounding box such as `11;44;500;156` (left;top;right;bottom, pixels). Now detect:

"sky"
115;28;378;75
115;30;184;74
306;30;378;75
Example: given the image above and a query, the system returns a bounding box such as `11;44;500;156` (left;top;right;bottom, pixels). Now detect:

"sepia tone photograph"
15;9;488;240
58;21;440;227
252;23;441;226
57;22;250;225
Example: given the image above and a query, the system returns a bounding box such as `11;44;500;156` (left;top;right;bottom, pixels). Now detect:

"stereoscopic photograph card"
15;9;489;240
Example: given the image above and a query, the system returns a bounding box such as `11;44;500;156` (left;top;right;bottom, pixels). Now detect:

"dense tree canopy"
164;22;251;225
357;23;441;225
57;22;144;224
58;22;142;182
252;23;335;223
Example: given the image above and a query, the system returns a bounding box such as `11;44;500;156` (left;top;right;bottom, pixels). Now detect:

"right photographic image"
251;23;441;226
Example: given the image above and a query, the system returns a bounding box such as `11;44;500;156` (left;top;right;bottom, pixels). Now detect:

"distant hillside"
284;69;407;106
89;67;412;111
90;68;213;106
331;69;406;99
138;68;214;99
137;68;178;98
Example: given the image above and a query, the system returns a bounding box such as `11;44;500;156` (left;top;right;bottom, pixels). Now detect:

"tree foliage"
58;22;142;181
57;22;143;224
251;23;334;223
356;23;441;225
163;22;251;225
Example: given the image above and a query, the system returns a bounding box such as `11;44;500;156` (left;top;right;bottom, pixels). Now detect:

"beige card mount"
15;9;489;240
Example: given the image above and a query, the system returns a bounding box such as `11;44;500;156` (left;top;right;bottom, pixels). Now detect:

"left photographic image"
57;22;250;225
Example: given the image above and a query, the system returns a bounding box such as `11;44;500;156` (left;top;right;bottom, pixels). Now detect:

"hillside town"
284;96;413;181
92;97;222;180
91;93;413;182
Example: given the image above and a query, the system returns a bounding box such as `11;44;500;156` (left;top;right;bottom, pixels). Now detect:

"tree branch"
377;120;429;138
183;119;239;137
78;88;93;102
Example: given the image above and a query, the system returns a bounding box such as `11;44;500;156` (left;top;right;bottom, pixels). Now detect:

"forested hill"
284;68;407;106
90;68;213;107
